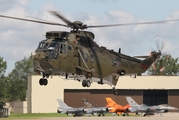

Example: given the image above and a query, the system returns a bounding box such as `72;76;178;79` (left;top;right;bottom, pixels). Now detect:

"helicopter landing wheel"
86;80;91;87
39;78;44;85
43;78;48;86
82;80;86;87
82;80;91;87
39;78;48;86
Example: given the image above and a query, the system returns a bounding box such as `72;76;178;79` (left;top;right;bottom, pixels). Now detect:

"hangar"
26;75;179;113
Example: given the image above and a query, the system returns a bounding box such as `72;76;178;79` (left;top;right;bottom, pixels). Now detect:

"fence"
0;108;10;117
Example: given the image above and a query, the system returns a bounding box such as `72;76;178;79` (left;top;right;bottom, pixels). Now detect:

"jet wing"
85;108;93;114
129;106;138;112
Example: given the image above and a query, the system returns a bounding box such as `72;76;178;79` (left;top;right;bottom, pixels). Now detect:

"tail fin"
105;97;118;107
57;99;71;108
82;99;94;108
126;97;139;106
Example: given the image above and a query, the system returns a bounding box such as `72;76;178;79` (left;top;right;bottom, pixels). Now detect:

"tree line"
0;55;179;108
0;57;34;108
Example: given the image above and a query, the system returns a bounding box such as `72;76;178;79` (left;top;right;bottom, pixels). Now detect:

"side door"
58;43;67;72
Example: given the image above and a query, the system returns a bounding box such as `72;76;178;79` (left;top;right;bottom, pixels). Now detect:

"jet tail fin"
82;99;94;108
57;99;71;108
105;97;118;107
126;96;139;106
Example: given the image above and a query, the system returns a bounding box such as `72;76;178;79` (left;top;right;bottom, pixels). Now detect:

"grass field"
0;113;139;119
1;113;68;119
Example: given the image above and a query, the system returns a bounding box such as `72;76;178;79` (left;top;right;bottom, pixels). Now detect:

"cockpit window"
48;42;58;50
49;42;57;47
37;40;47;49
43;43;49;49
48;39;64;50
38;42;44;49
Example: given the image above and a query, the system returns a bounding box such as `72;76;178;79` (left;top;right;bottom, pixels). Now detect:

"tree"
8;57;34;101
0;57;7;108
0;56;7;78
148;55;179;76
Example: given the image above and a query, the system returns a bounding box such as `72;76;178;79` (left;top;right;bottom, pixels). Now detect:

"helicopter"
0;11;176;95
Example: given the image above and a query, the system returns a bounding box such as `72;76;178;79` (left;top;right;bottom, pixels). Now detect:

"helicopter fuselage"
32;31;156;87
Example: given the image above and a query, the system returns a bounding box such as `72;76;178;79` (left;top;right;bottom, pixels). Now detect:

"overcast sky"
0;0;179;75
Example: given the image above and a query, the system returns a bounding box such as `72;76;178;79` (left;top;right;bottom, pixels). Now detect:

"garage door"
143;90;168;106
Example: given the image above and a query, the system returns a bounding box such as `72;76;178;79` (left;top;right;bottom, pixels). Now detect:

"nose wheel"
39;78;48;86
39;72;49;86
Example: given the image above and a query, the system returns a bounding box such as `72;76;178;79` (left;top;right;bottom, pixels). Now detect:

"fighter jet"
125;96;178;116
158;104;179;112
82;99;94;108
57;99;84;117
105;97;130;116
82;99;109;116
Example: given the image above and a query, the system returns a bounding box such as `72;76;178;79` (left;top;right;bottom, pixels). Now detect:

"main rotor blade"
0;14;67;27
87;19;179;28
161;38;167;51
49;11;72;25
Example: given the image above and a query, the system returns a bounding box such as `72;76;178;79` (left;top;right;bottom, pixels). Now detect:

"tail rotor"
151;36;168;72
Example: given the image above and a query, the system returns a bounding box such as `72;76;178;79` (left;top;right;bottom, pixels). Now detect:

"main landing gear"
81;79;118;95
82;80;91;87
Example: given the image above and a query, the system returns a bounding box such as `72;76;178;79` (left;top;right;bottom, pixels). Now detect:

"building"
26;75;179;113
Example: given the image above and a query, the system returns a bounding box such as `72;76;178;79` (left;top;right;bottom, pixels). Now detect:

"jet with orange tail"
105;97;131;116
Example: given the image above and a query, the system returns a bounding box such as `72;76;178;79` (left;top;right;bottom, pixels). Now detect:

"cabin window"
112;58;120;67
59;44;66;54
68;45;72;51
84;53;88;61
112;59;117;66
91;55;94;62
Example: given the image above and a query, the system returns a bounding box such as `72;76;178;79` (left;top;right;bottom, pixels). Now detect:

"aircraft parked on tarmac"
57;99;84;117
126;96;178;116
82;99;109;116
105;97;130;116
158;104;179;112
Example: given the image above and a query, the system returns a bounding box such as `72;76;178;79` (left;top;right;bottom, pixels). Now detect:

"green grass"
0;113;139;119
1;113;68;119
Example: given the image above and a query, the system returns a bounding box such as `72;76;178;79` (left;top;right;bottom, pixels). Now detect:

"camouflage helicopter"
0;11;176;95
